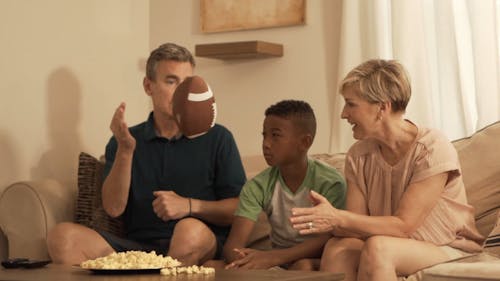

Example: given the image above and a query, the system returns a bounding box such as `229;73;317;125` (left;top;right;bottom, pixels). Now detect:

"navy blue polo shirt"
103;112;246;244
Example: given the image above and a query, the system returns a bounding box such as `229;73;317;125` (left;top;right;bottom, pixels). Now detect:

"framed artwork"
200;0;306;33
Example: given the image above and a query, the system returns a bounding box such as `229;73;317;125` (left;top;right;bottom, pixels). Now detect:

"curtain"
330;0;500;153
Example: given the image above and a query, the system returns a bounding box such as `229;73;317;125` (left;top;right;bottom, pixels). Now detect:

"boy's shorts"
96;229;224;259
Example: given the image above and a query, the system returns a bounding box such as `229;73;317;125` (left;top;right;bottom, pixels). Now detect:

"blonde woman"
290;59;483;281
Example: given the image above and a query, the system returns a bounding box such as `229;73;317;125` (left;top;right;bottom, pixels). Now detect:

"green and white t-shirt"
235;158;346;249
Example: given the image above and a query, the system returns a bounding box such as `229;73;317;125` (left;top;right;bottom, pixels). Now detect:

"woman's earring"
377;106;383;121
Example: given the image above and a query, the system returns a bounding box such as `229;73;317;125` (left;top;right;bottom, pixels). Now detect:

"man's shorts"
96;229;225;259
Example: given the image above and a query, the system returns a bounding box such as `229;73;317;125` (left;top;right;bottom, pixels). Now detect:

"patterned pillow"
483;210;500;256
74;152;124;236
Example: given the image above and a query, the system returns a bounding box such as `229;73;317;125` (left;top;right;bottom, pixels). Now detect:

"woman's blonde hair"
340;59;411;113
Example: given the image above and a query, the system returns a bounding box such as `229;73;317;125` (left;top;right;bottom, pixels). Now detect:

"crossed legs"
47;217;217;266
321;236;455;281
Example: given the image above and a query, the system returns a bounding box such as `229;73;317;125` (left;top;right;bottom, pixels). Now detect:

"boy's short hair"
146;43;195;81
265;100;316;139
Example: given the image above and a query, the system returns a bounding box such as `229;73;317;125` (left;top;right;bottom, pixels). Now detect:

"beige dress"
344;123;484;252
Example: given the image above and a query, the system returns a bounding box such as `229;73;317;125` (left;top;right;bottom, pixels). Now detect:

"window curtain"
330;0;500;153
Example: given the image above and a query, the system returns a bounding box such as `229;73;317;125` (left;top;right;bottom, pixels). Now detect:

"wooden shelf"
195;41;283;60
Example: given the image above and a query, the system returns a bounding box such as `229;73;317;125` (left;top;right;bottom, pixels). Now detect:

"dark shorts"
96;230;225;259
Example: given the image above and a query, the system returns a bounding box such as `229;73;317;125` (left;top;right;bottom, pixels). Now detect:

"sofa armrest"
0;179;76;260
0;229;7;261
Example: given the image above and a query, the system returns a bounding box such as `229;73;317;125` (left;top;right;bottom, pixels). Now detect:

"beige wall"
0;0;150;193
150;0;342;157
0;0;341;193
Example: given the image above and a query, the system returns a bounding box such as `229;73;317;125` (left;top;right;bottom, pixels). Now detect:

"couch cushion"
74;152;124;236
452;121;500;236
421;252;500;281
311;153;346;175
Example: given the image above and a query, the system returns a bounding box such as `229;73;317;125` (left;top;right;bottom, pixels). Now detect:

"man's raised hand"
110;102;136;152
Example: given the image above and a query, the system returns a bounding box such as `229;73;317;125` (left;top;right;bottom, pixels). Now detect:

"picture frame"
200;0;306;33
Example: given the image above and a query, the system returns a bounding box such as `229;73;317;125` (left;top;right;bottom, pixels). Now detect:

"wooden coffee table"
0;264;344;281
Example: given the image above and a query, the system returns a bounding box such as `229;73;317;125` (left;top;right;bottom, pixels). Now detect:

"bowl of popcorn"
80;250;214;275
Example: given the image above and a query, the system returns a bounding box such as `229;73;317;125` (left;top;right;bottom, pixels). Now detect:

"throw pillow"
453;121;500;237
483;210;500;256
74;152;124;237
310;153;346;175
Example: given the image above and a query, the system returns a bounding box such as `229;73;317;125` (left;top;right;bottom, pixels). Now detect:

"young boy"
223;100;346;270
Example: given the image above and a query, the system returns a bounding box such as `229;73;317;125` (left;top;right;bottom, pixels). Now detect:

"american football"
172;75;217;138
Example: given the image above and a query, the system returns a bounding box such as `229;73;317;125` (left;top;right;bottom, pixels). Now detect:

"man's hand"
152;191;190;221
110;102;136;152
225;248;279;269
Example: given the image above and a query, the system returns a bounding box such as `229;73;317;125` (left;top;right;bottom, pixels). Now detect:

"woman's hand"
290;190;341;235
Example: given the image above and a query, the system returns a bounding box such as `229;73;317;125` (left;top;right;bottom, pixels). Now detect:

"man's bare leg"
47;222;114;265
168;218;217;266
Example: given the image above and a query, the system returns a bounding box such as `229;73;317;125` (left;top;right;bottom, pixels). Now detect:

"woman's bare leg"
358;236;456;281
320;237;364;281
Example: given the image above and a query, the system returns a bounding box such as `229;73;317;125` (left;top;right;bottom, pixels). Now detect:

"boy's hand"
225;248;279;269
232;248;247;259
152;191;190;221
223;248;247;268
110;102;136;152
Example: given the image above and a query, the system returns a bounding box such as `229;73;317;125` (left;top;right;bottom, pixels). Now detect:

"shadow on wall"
0;131;19;259
31;68;82;192
0;132;19;192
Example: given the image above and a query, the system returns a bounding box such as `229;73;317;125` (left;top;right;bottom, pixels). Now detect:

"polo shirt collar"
144;112;157;141
144;112;184;141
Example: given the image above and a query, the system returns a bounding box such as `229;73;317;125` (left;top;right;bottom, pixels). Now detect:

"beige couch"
0;121;499;279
